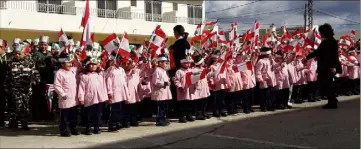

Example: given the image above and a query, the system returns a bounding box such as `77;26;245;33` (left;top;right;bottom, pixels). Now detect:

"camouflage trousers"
7;90;31;121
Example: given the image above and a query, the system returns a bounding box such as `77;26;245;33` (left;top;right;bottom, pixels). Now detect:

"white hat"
158;56;168;62
33;38;40;46
13;38;21;45
39;36;49;43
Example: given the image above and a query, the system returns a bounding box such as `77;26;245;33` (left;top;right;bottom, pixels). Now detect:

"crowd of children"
0;32;359;137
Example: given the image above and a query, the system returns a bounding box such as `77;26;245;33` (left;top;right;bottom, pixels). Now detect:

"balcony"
1;1;203;25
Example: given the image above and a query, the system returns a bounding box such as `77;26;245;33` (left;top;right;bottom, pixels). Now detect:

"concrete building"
0;0;205;45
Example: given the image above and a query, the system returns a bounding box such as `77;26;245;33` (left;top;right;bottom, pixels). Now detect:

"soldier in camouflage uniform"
5;39;39;130
31;36;54;121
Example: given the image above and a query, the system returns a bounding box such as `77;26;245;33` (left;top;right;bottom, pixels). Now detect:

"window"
131;0;137;7
97;0;117;18
173;3;177;11
144;0;162;22
37;0;62;14
187;4;202;24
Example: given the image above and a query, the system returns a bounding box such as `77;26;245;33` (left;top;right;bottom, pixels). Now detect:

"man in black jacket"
0;39;8;127
305;23;341;109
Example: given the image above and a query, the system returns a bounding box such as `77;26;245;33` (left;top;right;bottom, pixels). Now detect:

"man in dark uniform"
0;39;9;127
31;36;54;121
305;23;341;109
5;40;39;130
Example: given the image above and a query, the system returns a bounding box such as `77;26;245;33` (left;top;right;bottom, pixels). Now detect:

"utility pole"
304;4;307;32
307;0;313;29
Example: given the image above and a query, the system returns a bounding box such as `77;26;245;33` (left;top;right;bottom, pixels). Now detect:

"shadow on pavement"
86;98;359;149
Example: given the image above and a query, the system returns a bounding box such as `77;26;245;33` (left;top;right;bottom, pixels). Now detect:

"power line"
313;8;360;24
211;8;304;20
205;1;259;14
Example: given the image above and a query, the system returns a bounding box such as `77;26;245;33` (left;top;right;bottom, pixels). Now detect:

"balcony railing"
1;1;203;25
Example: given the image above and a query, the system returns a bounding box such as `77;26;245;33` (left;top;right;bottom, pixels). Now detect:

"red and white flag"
118;32;131;59
229;22;238;42
80;0;92;47
232;61;253;72
149;25;167;51
217;31;227;44
194;24;202;36
185;69;208;86
58;28;70;53
101;33;120;54
202;20;218;35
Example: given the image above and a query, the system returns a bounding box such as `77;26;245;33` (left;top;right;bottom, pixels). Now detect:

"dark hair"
173;25;189;39
318;23;334;38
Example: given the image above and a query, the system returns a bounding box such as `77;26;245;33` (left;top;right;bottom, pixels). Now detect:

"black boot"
123;122;130;128
178;117;187;123
196;113;206;120
93;127;101;134
21;121;30;131
108;124;118;132
60;130;71;137
156;120;170;126
71;128;80;135
116;122;123;130
84;127;92;135
8;119;18;129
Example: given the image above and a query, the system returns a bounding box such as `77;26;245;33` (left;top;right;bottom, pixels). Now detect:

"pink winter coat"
208;63;229;91
305;58;317;82
293;59;307;85
338;55;350;78
138;64;153;99
273;62;290;90
255;58;276;89
347;55;360;79
227;60;243;92
287;62;298;85
78;71;109;107
174;68;193;101
190;66;210;100
151;67;172;101
105;66;130;104
125;68;141;104
54;68;78;109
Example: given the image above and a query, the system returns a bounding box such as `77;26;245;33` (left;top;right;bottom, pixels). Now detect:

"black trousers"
109;101;124;127
178;100;193;118
138;98;154;119
275;88;290;106
213;89;227;114
59;106;78;131
208;91;215;113
247;87;255;107
317;72;337;104
31;83;51;121
195;98;208;117
239;89;250;111
123;103;137;124
84;103;102;128
225;91;239;114
102;102;111;123
168;84;178;118
305;82;317;100
256;84;272;110
155;100;168;122
0;88;5;124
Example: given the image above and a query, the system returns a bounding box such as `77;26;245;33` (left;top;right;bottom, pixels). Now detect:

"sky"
205;1;360;34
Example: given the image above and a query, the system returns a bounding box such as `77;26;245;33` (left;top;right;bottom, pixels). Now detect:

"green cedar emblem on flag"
194;30;198;36
113;40;119;47
342;40;347;44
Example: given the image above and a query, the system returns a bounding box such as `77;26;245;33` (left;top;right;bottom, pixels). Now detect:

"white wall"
0;9;197;36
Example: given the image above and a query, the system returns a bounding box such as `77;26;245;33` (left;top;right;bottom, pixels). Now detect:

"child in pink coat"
191;55;211;120
54;53;81;137
255;47;276;112
305;57;319;102
238;52;256;113
122;58;141;128
151;54;172;126
105;53;129;132
137;57;154;120
347;48;360;95
174;56;195;123
78;56;109;135
273;50;291;109
226;57;243;115
292;53;307;104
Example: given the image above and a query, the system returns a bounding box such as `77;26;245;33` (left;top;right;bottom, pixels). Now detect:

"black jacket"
306;37;342;75
170;38;190;75
0;53;11;89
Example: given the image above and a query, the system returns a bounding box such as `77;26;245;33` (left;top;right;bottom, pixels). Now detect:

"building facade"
0;0;205;45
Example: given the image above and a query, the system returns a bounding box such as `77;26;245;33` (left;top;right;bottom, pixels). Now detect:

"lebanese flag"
232;61;252;72
339;36;352;49
59;28;69;45
202;20;218;35
217;48;231;63
351;30;356;38
218;31;227;44
229;22;238;42
101;33;120;54
194;24;202;36
280;26;291;42
185;69;208;86
80;0;91;47
205;31;217;49
118;32;131;59
149;25;166;51
250;20;260;41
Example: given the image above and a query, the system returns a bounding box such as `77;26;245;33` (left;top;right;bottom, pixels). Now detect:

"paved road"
0;95;359;148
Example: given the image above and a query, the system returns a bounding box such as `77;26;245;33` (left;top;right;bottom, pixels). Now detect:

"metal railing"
1;1;203;25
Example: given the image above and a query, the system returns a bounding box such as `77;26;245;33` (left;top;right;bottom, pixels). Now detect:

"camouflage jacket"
32;51;54;83
4;55;40;95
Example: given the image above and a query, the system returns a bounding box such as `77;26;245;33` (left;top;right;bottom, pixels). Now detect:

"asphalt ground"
0;95;359;148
